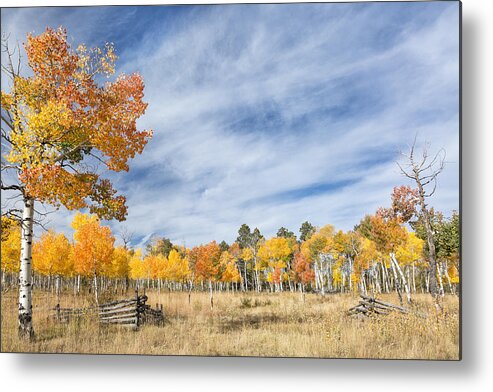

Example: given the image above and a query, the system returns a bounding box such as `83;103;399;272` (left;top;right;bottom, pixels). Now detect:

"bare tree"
119;226;134;250
397;138;446;311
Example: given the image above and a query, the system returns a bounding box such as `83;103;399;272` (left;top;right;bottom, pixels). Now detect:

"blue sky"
1;2;460;247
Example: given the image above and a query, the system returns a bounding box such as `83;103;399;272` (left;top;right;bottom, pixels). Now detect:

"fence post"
135;289;140;329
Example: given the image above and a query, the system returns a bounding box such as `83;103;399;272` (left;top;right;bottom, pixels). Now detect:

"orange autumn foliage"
71;212;114;278
292;251;315;285
194;241;222;283
1;27;152;221
32;229;73;277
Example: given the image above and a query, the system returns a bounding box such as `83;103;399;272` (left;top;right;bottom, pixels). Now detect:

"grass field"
0;290;459;359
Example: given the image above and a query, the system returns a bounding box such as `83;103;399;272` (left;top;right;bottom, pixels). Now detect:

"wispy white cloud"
1;3;459;246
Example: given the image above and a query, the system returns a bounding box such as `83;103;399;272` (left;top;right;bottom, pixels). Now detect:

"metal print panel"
0;1;461;359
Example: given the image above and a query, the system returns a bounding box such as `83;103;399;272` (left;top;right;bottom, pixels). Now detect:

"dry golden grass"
0;290;459;359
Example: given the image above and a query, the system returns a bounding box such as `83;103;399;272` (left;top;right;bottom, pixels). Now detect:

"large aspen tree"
0;27;152;339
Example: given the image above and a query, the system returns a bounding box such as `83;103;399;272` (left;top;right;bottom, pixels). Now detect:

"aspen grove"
1;196;460;309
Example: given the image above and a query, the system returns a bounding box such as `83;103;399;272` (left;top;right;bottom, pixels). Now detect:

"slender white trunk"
412;262;416;293
348;258;352;291
389;254;403;306
243;260;248;290
390;253;412;304
381;262;389;293
93;272;99;305
188;280;193;304
406;267;411;294
18;197;35;339
443;261;454;294
55;275;61;304
437;262;445;297
209;280;214;309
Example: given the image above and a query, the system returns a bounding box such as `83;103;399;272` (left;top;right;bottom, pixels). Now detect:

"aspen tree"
1;28;151;338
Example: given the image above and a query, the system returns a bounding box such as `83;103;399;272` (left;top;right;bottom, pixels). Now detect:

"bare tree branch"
119;226;134;249
1;114;14;130
1;183;23;192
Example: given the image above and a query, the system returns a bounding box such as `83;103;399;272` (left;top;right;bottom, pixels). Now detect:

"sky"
0;2;460;248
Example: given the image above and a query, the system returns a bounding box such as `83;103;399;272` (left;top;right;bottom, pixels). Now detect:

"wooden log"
351;305;369;314
99;306;137;316
98;306;137;315
100;310;137;318
359;295;427;318
99;300;137;311
100;316;137;324
100;313;138;322
351;303;389;316
360;295;410;313
99;298;138;307
358;300;392;311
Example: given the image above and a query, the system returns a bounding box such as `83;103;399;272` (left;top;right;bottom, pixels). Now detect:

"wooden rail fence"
52;290;165;329
348;295;428;318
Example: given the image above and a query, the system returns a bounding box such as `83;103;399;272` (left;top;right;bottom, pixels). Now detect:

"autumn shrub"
240;298;252;308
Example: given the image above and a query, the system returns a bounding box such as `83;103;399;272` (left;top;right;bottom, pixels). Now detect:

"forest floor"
0;290;459;359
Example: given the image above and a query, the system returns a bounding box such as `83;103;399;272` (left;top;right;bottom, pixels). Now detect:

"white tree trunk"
209;280;214;309
93;272;99;305
437;262;445;297
390;253;412;304
18;197;35;339
188;280;193;304
443;261;454;294
412;262;416;293
243;261;248;290
55;275;61;304
389;254;403;306
381;262;390;293
348;258;353;291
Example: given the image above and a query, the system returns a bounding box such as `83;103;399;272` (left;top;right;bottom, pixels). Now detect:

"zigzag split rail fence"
348;295;428;318
52;290;165;330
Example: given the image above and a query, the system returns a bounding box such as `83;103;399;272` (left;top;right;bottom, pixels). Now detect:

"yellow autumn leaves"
1;213;459;290
1;27;152;222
